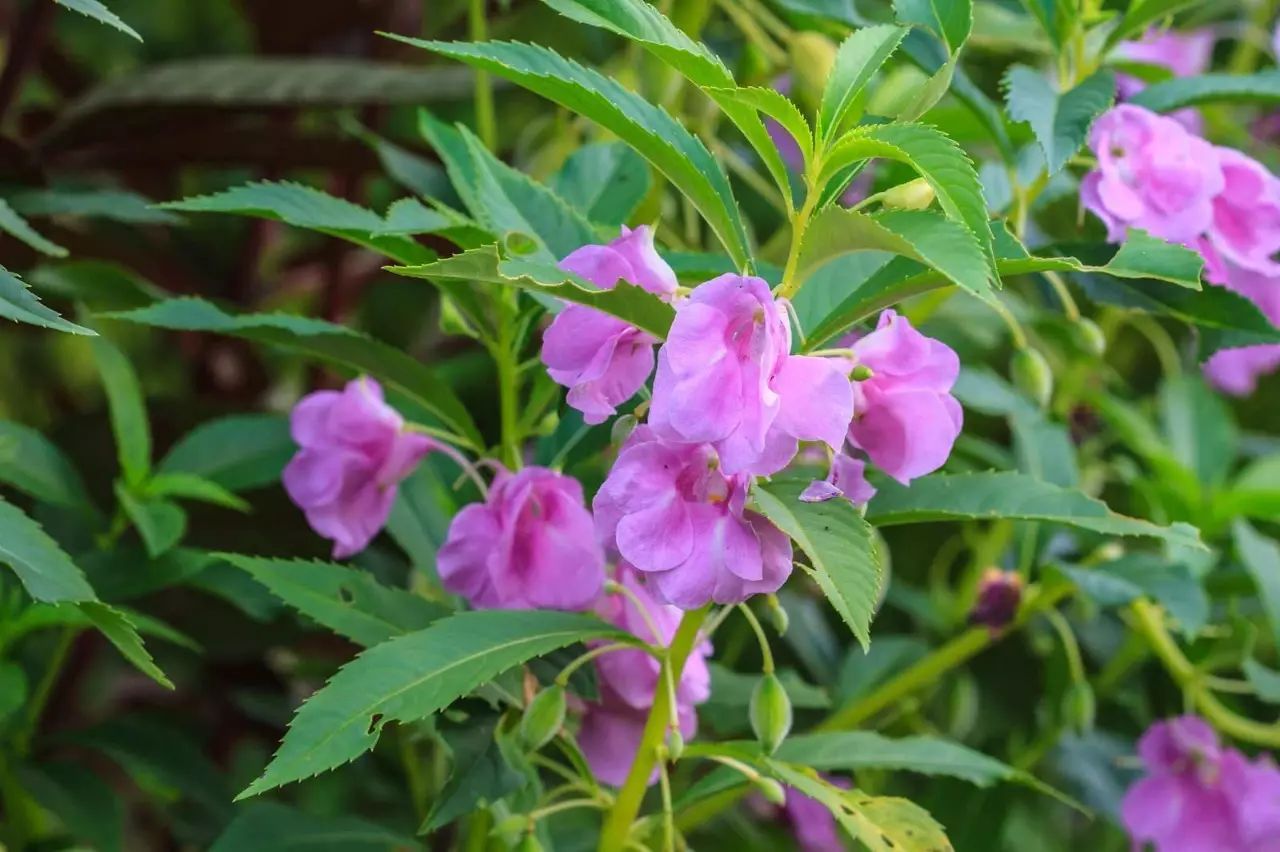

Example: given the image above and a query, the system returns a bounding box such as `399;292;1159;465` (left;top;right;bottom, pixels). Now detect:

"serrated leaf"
1105;0;1201;50
422;715;524;832
819;25;909;139
750;476;883;650
117;486;186;558
1129;70;1280;113
104;298;483;450
219;555;448;648
239;609;627;798
708;85;814;164
54;0;140;39
211;802;414;852
0;495;96;602
158;414;294;492
0;420;93;510
78;602;173;689
779;731;1017;785
1004;66;1114;174
90;337;151;486
894;0;972;53
1235;521;1280;649
0;264;96;334
392;37;752;268
552;142;651;227
868;472;1204;548
7;187;177;224
145;473;250;512
1101;230;1204;288
388;244;675;339
0;198;68;257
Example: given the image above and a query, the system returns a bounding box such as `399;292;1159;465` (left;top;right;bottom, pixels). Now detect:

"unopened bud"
519;685;566;751
1011;347;1053;408
850;364;874;381
666;728;685;761
789;32;838;110
968;569;1023;632
765;595;790;636
611;414;638;446
1063;681;1096;733
881;178;936;211
754;776;787;806
750;673;793;755
1072;318;1106;357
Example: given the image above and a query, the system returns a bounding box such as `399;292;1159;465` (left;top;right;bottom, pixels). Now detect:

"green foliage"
551;143;651;227
0;265;94;335
89;336;152;487
894;0;973;54
0;199;68;258
1003;66;1115;174
54;0;141;41
1130;71;1280;112
0;420;93;511
211;802;414;852
819;25;908;140
0;496;96;603
158;415;294;492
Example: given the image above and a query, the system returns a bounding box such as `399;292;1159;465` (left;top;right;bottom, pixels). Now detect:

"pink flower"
1115;28;1215;131
847;310;963;484
783;783;846;852
282;378;434;559
1081;105;1224;245
1204;147;1280;276
541;225;677;425
800;454;877;505
438;466;604;611
593;426;793;608
1201;264;1280;395
1121;716;1280;852
580;565;711;786
649;274;853;476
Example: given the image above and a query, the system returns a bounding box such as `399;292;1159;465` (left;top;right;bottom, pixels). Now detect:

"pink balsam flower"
542;225;677;425
649;274;853;476
593;426;793;609
1115;28;1215;131
283;378;433;559
580;565;711;786
783;784;847;852
1121;716;1280;851
847;310;963;484
1204;147;1280;278
800;453;877;505
438;466;604;611
1202;264;1280;395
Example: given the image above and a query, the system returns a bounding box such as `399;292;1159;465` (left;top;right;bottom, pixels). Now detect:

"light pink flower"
649;274;853;476
593;426;793;609
1115;28;1215;131
1204;147;1280;277
1081;105;1224;245
800;454;877;505
541;225;677;424
578;691;696;788
1121;716;1280;852
438;466;604;611
783;782;847;852
1202;264;1280;395
282;378;434;559
847;310;963;484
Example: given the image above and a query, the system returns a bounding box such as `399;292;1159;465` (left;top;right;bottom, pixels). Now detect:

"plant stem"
16;627;75;756
467;0;496;149
598;606;709;852
400;729;430;824
777;189;819;299
736;604;774;674
494;301;522;469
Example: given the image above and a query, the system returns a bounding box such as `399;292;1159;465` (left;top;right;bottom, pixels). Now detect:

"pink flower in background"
593;426;793;608
580;565;711;786
541;225;677;424
1115;28;1215;131
782;784;847;852
800;454;877;505
847;310;963;484
1121;716;1280;851
1204;147;1280;277
438;466;604;611
1202;265;1280;395
649;274;853;476
283;378;434;559
1081;105;1224;245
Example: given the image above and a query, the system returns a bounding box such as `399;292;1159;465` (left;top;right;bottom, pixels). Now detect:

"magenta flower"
649;274;853;476
593;426;793;608
782;784;846;852
1202;264;1280;395
1115;28;1215;131
282;378;434;559
541;225;677;425
847;310;963;484
800;454;877;505
438;466;604;611
1081;105;1224;245
1121;716;1280;851
1204;147;1280;277
580;565;711;786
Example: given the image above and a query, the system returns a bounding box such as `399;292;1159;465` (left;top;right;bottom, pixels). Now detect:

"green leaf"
797;207;990;301
0;496;95;602
894;0;973;53
19;762;124;852
386;460;458;576
388;244;675;339
54;0;141;39
392;37;751;269
117;486;186;558
818;25;909;140
6;187;177;224
1105;0;1203;51
1129;71;1280;113
219;555;448;648
820;122;994;272
1003;66;1114;175
1056;558;1208;637
0;264;96;334
552;142;651;227
0;198;68;257
89;337;151;486
422;715;524;832
1234;521;1280;649
104;298;483;450
211;802;414;852
27;260;161;313
0;420;92;510
751;476;883;650
1218;455;1280;523
867;472;1204;548
1158;375;1237;489
707;665;831;710
145;473;250;512
78;602;173;689
239;609;627;798
0;663;27;723
1100;230;1204;288
158;414;294;492
1243;658;1280;704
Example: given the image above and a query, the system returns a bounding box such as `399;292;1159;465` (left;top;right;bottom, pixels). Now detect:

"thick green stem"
468;0;496;149
598;606;709;852
495;302;522;469
777;189;819;300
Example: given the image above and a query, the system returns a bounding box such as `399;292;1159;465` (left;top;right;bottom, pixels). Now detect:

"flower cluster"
1122;716;1280;851
1083;103;1280;394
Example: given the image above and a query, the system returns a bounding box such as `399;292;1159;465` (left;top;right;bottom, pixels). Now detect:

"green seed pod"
610;413;638;446
755;776;787;806
491;814;528;837
1010;347;1054;408
667;727;685;761
850;364;874;382
1063;681;1096;733
519;685;566;752
1072;318;1106;357
749;673;793;755
881;178;936;211
766;595;790;636
789;32;838;111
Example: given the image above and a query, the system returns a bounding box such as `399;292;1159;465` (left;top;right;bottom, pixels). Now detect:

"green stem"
400;729;429;824
777;189;819;300
598;606;709;852
737;604;774;674
495;302;522;470
16;627;75;756
468;0;496;149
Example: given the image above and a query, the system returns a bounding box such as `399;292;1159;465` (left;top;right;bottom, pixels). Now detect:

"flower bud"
1072;318;1106;357
519;685;566;752
765;595;790;636
750;673;793;755
881;178;936;211
610;413;638;446
491;814;529;836
666;727;685;761
968;569;1023;632
1063;681;1096;733
1011;347;1053;408
755;776;787;806
850;364;874;382
789;32;838;110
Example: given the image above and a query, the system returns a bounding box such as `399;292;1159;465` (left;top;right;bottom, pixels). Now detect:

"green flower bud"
789;32;838;111
755;776;787;806
1010;347;1053;409
881;178;936;211
1063;681;1096;733
1072;318;1106;357
667;727;685;761
491;814;529;836
850;364;874;382
519;685;566;752
611;414;638;446
766;595;790;636
750;673;793;755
